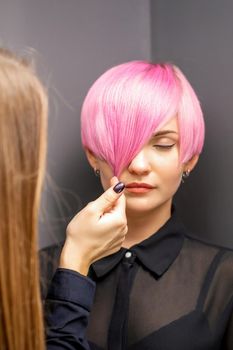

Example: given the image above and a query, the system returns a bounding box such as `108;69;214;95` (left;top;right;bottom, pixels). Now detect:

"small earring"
94;168;100;177
182;169;190;183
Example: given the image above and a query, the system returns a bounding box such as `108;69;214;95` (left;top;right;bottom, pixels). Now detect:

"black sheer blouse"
44;210;233;349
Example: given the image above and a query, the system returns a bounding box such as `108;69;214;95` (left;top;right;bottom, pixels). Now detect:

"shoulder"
184;232;233;255
183;233;233;282
180;233;233;316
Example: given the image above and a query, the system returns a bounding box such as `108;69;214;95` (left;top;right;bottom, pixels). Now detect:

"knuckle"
86;201;94;208
85;201;96;214
115;217;127;228
66;222;71;234
104;192;115;205
66;222;74;237
121;221;127;228
120;231;126;240
123;225;128;235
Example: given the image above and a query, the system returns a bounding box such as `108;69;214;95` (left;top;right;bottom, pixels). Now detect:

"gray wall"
0;0;151;248
1;0;233;249
151;0;233;247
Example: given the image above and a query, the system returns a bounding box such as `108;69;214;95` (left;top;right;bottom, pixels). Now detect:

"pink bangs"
81;61;204;176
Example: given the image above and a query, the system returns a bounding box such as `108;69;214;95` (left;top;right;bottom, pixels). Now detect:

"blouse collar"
91;207;186;279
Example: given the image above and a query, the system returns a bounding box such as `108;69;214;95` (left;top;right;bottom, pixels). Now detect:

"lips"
125;183;155;194
126;182;154;189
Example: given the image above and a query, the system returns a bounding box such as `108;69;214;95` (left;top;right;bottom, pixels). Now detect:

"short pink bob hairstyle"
81;61;205;176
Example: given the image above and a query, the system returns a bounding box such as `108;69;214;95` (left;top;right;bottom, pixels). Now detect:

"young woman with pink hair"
45;61;233;349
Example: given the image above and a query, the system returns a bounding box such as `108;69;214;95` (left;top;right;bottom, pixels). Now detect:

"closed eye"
153;144;175;150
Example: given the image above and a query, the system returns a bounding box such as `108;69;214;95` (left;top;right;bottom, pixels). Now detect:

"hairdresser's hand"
60;177;127;275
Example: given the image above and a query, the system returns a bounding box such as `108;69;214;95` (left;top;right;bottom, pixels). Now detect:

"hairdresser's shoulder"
39;241;64;300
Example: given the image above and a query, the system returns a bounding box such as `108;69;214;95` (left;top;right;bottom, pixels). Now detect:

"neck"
122;200;172;249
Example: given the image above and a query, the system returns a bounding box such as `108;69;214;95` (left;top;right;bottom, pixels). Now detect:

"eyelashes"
153;144;175;150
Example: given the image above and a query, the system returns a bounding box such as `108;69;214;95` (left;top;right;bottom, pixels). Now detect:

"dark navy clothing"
46;269;95;349
44;211;233;349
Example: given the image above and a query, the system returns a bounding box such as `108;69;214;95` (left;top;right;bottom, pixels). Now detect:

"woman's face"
86;117;198;216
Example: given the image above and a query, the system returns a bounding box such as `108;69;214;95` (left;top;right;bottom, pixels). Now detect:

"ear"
84;148;99;170
184;154;199;173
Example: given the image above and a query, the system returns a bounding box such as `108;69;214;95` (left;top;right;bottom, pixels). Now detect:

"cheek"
165;166;183;194
155;153;183;184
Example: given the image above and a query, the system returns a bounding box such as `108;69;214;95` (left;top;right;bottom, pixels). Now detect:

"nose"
128;149;151;176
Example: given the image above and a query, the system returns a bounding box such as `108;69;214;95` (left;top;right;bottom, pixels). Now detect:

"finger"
111;191;126;218
108;177;127;219
92;179;125;214
110;176;119;187
109;177;126;217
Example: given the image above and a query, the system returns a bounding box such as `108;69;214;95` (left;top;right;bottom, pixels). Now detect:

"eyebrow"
152;130;178;137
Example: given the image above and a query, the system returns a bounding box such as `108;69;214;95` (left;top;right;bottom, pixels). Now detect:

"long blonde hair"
0;48;47;350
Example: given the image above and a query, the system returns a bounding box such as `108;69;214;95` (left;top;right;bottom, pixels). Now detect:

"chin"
125;194;172;215
126;199;160;214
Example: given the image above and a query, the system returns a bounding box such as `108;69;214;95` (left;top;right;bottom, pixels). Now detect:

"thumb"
92;177;125;214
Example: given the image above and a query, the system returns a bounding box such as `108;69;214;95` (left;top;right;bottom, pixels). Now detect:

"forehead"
155;117;179;135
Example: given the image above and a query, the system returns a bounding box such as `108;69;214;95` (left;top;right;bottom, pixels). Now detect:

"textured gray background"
151;0;233;247
0;0;232;248
0;0;151;247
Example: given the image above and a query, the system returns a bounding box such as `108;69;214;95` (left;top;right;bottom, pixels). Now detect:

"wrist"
59;242;91;276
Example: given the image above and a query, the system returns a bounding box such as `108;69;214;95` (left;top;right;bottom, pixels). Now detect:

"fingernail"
113;182;125;193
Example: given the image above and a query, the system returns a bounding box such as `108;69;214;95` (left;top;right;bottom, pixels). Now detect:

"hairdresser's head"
81;61;204;176
0;48;47;349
